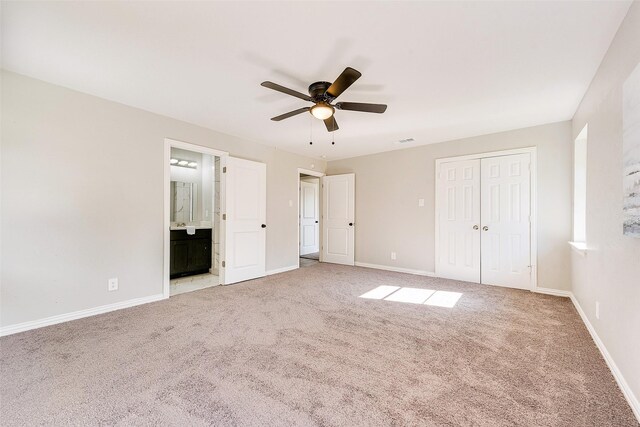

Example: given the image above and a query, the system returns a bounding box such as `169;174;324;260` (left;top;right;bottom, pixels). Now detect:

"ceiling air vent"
397;138;415;144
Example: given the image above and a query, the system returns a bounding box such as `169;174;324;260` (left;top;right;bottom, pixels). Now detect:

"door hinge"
223;166;227;173
222;261;226;268
222;213;226;220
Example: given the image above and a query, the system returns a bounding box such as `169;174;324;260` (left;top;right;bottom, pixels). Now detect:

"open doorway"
298;169;324;267
168;147;221;295
164;139;228;297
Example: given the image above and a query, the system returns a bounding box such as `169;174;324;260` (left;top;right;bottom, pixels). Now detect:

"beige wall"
1;71;325;327
571;1;640;408
327;121;573;291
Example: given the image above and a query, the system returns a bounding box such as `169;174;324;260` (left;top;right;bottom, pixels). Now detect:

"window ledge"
569;241;588;257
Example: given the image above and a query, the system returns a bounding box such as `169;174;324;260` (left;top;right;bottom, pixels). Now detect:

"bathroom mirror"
170;181;198;223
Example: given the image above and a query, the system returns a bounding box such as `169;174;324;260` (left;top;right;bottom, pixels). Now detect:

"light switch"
418;198;425;207
289;200;293;207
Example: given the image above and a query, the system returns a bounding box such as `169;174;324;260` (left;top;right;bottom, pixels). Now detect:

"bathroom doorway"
164;139;227;297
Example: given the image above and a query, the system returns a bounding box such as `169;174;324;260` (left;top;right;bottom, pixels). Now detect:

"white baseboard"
266;265;298;276
1;269;637;422
532;287;572;297
0;293;166;337
570;294;640;422
354;262;436;277
352;262;638;421
2;265;299;336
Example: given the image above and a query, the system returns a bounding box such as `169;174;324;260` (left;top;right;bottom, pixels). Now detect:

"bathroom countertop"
170;226;213;231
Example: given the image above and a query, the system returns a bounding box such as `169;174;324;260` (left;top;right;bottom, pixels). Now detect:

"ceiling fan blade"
324;116;339;132
261;81;312;102
326;67;362;99
270;107;310;121
335;102;387;114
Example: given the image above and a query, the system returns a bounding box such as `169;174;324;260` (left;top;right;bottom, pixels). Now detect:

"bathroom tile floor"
170;273;219;296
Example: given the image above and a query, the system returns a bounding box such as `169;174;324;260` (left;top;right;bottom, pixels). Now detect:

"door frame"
434;147;538;291
163;138;229;298
297;168;325;267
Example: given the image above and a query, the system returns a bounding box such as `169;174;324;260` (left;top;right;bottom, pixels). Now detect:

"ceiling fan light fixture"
310;103;334;120
262;67;386;133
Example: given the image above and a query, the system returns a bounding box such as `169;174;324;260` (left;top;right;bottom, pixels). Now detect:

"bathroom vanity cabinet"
170;229;212;279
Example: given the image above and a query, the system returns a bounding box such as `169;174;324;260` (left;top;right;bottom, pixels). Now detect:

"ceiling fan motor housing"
308;81;333;101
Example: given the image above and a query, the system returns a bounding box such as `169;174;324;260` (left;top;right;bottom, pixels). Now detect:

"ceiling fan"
261;67;387;132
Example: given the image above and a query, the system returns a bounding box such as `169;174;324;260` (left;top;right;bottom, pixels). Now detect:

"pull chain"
309;115;313;145
332;131;335;145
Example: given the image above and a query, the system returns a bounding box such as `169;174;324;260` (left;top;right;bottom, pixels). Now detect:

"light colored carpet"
1;263;637;426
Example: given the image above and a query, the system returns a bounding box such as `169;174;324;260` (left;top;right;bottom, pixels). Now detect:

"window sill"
569;241;588;257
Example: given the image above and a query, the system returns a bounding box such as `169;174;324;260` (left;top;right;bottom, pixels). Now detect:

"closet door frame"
435;147;538;292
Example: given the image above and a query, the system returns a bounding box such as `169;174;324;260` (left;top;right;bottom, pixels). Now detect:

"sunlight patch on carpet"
424;291;462;307
384;287;435;304
359;286;462;308
359;285;400;300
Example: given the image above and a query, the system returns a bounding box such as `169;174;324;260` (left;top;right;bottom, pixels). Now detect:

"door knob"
261;224;267;228
473;225;479;230
349;223;353;226
482;226;489;231
315;220;318;223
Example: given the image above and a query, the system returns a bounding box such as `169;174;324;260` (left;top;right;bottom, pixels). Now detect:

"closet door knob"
261;224;267;228
473;225;479;230
482;226;489;231
349;223;353;226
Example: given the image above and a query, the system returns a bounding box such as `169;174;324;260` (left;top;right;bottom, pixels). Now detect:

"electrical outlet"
108;278;118;292
418;198;425;207
595;301;600;320
391;251;397;260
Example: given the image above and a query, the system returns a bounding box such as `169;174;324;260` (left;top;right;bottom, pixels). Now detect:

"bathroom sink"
170;225;212;231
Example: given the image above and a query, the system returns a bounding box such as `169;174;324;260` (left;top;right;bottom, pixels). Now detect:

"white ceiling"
1;1;631;161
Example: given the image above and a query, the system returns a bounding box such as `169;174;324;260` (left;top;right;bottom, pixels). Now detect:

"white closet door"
299;179;320;255
222;157;266;284
436;159;481;283
480;154;531;289
322;174;355;265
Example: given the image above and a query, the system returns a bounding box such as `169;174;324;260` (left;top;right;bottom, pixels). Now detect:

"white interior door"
480;154;531;289
436;159;481;282
322;174;355;265
299;179;320;255
223;157;266;284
